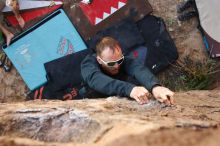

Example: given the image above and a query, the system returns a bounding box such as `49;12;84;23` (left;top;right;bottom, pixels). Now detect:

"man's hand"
152;86;174;105
130;86;150;104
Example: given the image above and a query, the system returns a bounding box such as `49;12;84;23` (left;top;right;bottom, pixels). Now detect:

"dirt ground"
0;0;220;145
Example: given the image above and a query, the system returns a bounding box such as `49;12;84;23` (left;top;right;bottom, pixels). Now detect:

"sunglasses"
99;55;124;67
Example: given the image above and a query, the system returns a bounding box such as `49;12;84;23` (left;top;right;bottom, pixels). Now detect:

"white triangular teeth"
95;1;127;25
95;17;103;25
103;12;110;19
118;1;126;8
110;7;117;14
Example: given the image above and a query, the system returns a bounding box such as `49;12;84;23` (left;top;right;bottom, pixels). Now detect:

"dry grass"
158;56;220;91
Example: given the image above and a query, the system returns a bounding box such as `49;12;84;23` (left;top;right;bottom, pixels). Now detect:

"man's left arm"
124;57;160;91
124;57;174;105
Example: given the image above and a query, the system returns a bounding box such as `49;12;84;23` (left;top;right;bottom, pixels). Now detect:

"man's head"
96;37;124;75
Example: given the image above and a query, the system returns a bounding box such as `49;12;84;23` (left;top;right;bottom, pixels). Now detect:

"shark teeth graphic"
95;17;103;25
103;12;110;19
110;6;117;14
95;1;126;25
118;1;126;8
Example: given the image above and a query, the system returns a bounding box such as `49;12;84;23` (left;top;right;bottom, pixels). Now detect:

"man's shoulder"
123;55;136;64
124;55;134;60
82;53;97;64
81;53;100;76
84;53;96;60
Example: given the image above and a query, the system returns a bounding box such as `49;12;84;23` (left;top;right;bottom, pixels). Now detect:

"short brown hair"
96;37;120;56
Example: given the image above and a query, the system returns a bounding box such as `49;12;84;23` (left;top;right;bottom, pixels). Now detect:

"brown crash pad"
63;0;153;40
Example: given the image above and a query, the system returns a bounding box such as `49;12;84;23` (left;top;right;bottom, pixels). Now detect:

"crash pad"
2;9;87;90
5;4;62;27
67;0;153;40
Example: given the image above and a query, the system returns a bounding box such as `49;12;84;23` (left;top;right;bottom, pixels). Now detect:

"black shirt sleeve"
81;54;135;97
123;56;160;91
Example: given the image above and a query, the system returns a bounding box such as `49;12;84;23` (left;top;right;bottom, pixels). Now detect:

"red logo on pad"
79;0;128;25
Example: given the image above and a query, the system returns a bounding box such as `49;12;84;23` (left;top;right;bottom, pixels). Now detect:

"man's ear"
96;56;102;65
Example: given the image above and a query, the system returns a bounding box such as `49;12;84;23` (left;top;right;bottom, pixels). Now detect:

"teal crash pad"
2;9;87;90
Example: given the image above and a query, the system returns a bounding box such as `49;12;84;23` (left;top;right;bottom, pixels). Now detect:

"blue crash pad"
3;9;87;91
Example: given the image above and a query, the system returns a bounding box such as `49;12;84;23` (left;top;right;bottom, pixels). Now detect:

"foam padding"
68;0;153;40
79;0;128;25
6;5;62;27
2;9;87;90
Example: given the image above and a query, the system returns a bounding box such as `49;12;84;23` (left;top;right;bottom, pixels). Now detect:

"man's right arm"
81;55;135;97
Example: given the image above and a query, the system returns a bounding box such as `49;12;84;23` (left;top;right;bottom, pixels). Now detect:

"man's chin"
109;70;119;75
102;66;120;75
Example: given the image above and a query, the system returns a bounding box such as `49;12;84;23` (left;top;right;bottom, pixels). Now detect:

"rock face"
0;91;220;146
